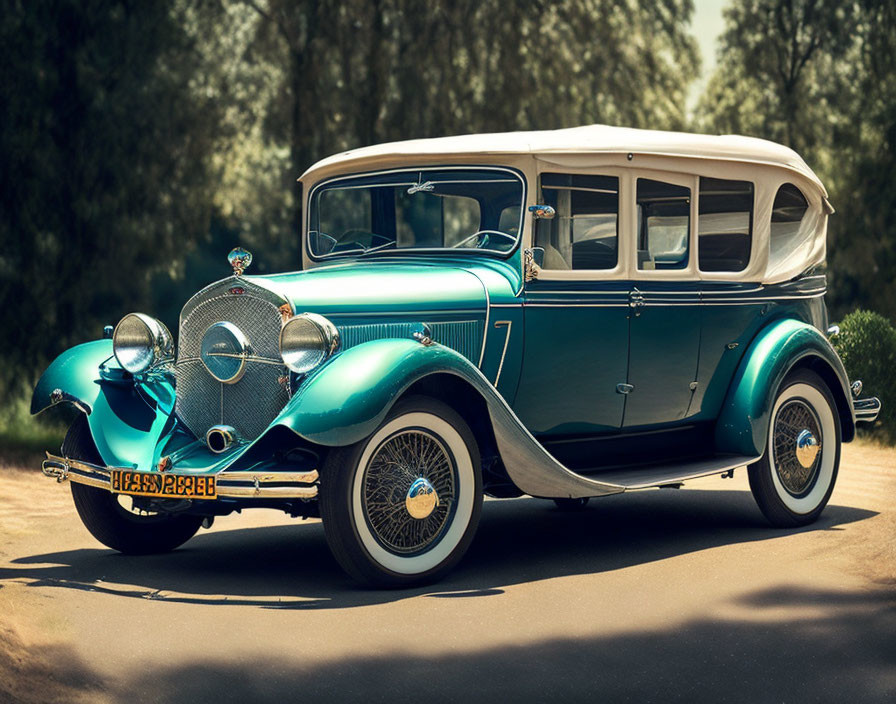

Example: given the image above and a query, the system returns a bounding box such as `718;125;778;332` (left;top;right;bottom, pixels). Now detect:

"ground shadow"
109;585;896;703
0;487;878;610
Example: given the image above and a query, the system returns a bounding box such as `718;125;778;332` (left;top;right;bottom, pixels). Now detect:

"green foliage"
831;310;896;441
0;0;700;406
697;0;896;323
0;0;226;397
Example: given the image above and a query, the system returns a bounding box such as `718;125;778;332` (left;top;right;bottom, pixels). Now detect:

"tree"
697;0;896;322
238;0;700;182
0;0;226;395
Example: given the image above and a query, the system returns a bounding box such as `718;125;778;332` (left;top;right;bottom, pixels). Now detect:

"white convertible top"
301;125;829;284
301;124;826;196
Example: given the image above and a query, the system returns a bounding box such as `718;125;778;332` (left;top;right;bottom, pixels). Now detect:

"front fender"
31;340;175;469
273;338;627;499
273;338;479;446
714;319;854;456
31;340;114;416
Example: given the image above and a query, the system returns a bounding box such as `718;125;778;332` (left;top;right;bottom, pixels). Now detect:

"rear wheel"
748;369;841;527
320;395;483;587
64;416;202;554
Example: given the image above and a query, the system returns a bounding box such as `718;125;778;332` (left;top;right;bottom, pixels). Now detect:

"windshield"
308;168;524;258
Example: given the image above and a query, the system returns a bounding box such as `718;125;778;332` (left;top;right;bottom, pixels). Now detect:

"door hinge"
524;248;540;282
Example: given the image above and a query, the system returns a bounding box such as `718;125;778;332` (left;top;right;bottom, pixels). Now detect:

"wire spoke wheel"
748;370;841;528
320;396;483;587
772;399;822;496
362;429;458;556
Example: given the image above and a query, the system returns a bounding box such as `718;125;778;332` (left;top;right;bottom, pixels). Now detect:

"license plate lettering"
111;470;216;499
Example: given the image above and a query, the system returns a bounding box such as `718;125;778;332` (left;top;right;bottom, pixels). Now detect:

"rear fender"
714;319;854;456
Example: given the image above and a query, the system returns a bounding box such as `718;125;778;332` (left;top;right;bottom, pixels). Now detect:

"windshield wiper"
357;241;397;256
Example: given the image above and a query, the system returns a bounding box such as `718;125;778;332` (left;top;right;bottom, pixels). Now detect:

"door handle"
629;288;645;317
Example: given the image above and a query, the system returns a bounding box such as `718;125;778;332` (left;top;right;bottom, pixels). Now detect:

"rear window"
769;183;810;270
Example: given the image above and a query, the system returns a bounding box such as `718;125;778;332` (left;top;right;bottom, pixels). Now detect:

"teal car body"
31;125;881;584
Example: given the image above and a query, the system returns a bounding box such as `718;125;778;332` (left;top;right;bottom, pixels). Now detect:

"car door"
623;175;701;428
513;172;629;436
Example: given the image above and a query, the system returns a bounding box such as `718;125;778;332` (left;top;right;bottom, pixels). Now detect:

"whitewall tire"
320;395;483;587
748;369;841;527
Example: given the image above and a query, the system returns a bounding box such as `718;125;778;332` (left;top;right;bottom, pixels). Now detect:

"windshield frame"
304;165;527;263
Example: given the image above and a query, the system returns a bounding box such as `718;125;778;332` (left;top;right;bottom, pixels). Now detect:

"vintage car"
32;125;880;587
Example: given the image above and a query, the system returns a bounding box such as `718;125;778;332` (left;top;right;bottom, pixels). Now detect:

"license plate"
111;470;216;499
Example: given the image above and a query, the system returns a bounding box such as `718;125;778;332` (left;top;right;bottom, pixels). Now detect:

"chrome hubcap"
795;429;820;468
362;429;457;555
773;399;823;496
405;477;439;519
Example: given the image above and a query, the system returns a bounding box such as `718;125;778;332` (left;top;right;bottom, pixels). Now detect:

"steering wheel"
333;230;393;252
451;230;517;249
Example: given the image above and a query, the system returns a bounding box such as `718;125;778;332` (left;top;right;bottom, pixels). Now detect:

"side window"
537;173;619;270
637;179;690;270
698;178;754;272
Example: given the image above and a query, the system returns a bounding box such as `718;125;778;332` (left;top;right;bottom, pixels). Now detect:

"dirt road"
1;442;894;703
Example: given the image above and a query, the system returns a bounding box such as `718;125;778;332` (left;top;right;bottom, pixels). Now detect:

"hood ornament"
228;246;252;276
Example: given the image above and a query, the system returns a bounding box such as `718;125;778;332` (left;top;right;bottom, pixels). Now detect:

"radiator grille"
175;279;289;441
174;277;485;442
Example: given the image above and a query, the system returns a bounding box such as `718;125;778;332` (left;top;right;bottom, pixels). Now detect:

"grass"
0;393;66;469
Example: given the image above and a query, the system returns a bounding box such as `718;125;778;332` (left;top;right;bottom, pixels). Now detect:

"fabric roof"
300;124;826;195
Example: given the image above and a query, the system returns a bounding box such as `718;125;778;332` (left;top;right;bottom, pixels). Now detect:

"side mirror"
528;204;556;219
528;204;555;249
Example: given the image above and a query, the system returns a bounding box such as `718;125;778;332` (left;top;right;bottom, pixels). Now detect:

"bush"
830;310;896;443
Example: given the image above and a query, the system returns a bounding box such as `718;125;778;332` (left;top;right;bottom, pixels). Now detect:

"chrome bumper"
40;453;318;500
854;397;881;423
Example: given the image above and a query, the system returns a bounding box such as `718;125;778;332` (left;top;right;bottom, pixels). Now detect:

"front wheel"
64;416;202;554
748;369;841;527
319;396;483;587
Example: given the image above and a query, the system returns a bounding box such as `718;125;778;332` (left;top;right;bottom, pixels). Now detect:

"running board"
583;454;759;490
483;382;760;499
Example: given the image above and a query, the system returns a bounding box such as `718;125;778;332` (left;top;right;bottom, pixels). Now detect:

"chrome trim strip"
492;321;512;387
330;309;485;317
41;454;319;500
478;279;491;368
179;355;283;366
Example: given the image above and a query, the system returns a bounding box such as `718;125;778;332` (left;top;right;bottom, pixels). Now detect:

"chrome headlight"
112;313;174;374
279;313;339;374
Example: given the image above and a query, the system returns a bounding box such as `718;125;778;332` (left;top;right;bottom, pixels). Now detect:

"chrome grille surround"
175;278;291;442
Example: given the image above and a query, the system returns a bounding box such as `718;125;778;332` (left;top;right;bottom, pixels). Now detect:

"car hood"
244;259;489;318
